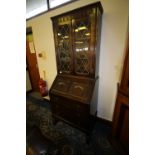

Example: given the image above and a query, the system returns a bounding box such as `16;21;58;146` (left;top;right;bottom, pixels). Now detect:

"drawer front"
52;103;73;121
52;95;89;114
50;95;89;127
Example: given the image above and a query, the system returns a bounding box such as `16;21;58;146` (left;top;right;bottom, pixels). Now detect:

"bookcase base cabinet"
49;74;98;133
49;2;103;134
50;95;90;131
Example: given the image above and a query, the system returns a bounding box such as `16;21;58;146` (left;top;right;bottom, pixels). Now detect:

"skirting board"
92;115;112;127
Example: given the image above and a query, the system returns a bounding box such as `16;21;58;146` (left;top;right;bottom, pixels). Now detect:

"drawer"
50;95;90;129
52;95;89;113
52;102;89;124
52;79;71;93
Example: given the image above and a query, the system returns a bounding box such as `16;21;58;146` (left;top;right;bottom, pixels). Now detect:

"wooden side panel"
112;90;129;154
111;30;129;155
120;40;129;96
119;107;129;151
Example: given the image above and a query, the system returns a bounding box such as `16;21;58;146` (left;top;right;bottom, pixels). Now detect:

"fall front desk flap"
50;75;95;104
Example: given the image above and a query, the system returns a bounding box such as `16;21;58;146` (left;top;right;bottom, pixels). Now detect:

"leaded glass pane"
57;24;71;73
74;20;90;74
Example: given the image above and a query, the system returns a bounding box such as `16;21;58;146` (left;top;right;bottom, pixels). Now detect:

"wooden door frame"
26;40;40;91
26;58;33;93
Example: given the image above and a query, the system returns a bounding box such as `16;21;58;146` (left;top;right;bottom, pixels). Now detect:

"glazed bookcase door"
52;3;103;78
54;20;73;74
72;17;91;76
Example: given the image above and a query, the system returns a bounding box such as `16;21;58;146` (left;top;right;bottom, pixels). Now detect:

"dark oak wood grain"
49;2;103;134
49;74;95;132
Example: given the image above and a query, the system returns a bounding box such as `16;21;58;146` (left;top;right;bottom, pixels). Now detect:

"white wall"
26;0;129;121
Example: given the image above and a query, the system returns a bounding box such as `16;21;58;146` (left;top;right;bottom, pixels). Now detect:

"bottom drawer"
52;103;73;121
50;94;90;130
52;102;89;129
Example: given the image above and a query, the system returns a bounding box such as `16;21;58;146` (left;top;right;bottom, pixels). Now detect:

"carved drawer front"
52;79;71;93
50;75;95;104
68;82;89;98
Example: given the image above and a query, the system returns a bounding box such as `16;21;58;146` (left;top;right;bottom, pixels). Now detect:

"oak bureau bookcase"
49;2;103;134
